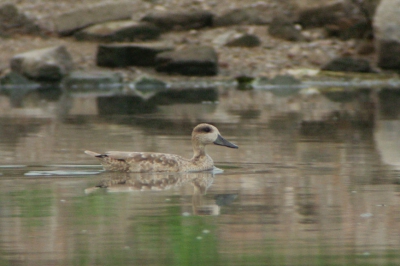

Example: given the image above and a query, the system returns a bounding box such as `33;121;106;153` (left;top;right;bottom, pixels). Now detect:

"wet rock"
321;57;373;73
74;20;161;42
0;3;42;36
155;46;218;76
214;6;270;26
270;74;301;85
10;45;74;81
141;10;213;31
268;15;304;42
54;2;135;35
374;0;400;70
225;33;261;47
96;43;174;67
62;70;123;90
134;76;167;91
235;75;254;90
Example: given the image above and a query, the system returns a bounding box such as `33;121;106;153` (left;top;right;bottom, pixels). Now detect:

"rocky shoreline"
0;0;399;88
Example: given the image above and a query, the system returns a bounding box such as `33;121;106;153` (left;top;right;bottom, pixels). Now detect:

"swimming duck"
84;123;238;172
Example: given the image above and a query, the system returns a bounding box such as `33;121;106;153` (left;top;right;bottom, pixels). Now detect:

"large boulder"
74;20;161;42
141;10;213;31
155;46;218;76
374;0;400;70
296;1;372;39
96;43;174;67
0;3;41;36
53;2;135;35
10;46;73;81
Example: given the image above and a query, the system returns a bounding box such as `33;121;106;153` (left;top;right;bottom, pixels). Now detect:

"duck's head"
192;123;238;149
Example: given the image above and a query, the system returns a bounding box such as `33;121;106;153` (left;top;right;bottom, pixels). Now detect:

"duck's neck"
190;139;214;170
192;141;206;159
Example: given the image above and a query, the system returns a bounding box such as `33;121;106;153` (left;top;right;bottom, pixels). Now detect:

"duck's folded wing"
104;151;142;160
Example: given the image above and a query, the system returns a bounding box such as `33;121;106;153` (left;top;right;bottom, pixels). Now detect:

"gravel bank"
0;0;375;80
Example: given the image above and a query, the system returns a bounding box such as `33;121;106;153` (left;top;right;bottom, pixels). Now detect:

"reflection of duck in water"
85;171;237;216
89;172;215;193
84;123;238;172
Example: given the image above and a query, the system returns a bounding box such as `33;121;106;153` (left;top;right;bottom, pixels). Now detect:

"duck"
84;123;238;172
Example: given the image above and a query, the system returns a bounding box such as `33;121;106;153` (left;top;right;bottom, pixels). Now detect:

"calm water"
1;86;400;266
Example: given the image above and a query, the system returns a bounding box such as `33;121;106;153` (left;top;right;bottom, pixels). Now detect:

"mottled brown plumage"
85;123;238;172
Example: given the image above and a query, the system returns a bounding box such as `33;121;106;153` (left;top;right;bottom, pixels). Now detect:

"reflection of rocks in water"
375;119;400;172
97;95;156;115
379;89;400;119
296;192;319;224
2;85;62;108
149;88;217;105
95;88;217;115
302;88;374;127
215;194;237;206
0;117;44;146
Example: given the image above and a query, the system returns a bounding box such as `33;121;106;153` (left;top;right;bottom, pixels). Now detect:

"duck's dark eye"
202;126;211;133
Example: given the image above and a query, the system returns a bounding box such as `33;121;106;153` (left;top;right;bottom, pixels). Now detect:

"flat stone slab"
155;46;218;76
10;45;73;81
96;43;174;67
74;20;161;42
53;2;135;35
141;10;213;31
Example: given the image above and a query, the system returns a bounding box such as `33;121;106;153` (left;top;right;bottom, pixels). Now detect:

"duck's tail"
84;150;102;157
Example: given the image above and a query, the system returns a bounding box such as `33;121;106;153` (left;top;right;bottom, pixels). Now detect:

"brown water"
1;87;400;266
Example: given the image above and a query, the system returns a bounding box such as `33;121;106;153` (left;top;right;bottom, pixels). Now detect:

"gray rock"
141;10;213;31
321;57;373;72
268;15;304;42
10;45;74;81
225;33;261;47
297;1;372;39
214;6;270;27
96;43;174;67
155;46;218;76
54;2;135;35
62;70;123;90
134;76;167;91
74;20;161;42
297;2;347;28
0;3;42;36
374;0;400;70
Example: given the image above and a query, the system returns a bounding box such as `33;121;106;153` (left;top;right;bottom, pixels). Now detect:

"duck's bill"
213;135;238;149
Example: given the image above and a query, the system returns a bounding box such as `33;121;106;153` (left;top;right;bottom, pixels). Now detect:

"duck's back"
86;150;187;172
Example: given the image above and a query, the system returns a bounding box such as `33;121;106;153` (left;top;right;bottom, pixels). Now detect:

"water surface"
1;86;400;265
